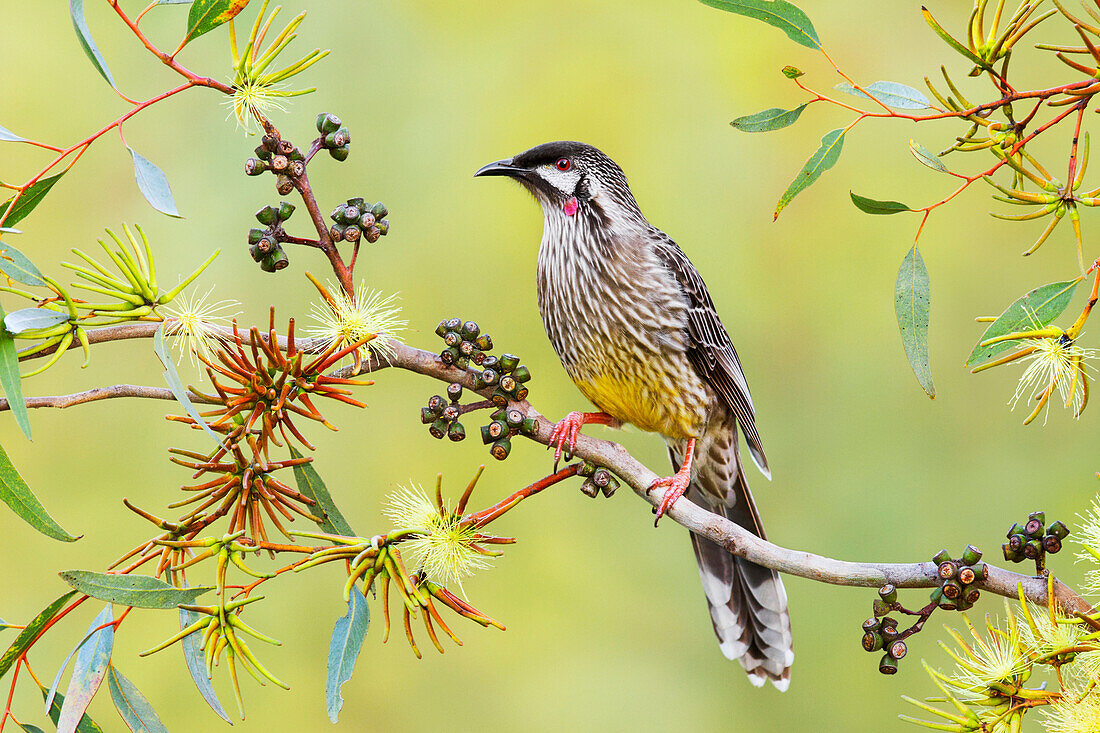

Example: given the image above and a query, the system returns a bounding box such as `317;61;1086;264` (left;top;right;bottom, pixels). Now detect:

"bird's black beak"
474;158;526;179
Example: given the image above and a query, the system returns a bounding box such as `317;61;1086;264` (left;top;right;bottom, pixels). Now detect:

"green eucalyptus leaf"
781;65;804;79
182;0;249;46
0;438;78;541
0;304;31;440
19;723;47;733
895;245;935;398
922;6;987;68
153;323;222;446
0;592;78;681
4;309;70;335
289;446;355;536
56;605;114;733
107;665;170;733
966;280;1081;367
774;128;845;219
58;571;213;609
128;148;181;218
179;607;231;723
69;0;117;89
909;139;948;173
41;684;106;733
698;0;820;49
0;174;65;229
0;244;46;286
835;81;932;110
326;591;369;723
850;192;911;215
730;104;808;132
0;125;26;143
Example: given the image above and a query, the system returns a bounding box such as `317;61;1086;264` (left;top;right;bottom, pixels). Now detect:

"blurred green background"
1;1;1097;731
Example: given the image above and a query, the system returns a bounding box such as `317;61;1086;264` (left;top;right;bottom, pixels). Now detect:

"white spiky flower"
1041;684;1100;733
307;282;406;366
382;483;490;589
941;610;1032;698
162;288;241;366
1010;336;1095;424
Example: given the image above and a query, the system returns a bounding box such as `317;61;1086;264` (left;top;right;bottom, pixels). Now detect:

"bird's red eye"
555;158;571;171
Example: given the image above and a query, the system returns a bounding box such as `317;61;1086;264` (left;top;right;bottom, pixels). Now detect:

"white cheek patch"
536;165;582;196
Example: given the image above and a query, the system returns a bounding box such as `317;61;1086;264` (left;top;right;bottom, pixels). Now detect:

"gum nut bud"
269;248;289;270
862;632;883;653
439;347;456;365
441;404;460;422
344;205;361;222
475;334;493;351
364;227;381;244
521;417;538;436
500;375;517;393
343;225;362;242
447;382;463;402
480;425;493;444
872;599;890;617
1042;535;1062;554
878;584;898;604
1002;543;1019;563
481;368;499;386
370;202;388;219
330;224;346;242
277;201;296;221
938;561;958;580
1047;521;1070;540
435;320;450;337
461;321;480;339
1025;517;1044;537
455;355;470;370
459;340;476;357
481;355;499;369
447;421;466;442
879;654;899;675
260;254;278;273
245;158;268;175
1008;534;1024;553
880;624;898;643
938;598;957;611
254;144;274;161
487;420;508;440
941;580;962;600
248;228;265;245
330;145;350;161
961;545;983;565
376;219;390;236
249;242;263;262
324;129;350;148
490;437;512;461
929;587;945;606
512;365;532;383
972;562;988;580
505;409;524;428
346;196;365;208
276;140;295;156
258;235;278;255
602;477;620;497
420;406;437;424
276;175;294;195
472;351;487;366
1008;522;1027;538
358;212;376;230
445;317;463;332
427;394;446;413
514;386;529;401
889;641;907;660
270;155;289;171
471;372;487;391
444;331;462;347
1029;510;1046;524
289;160;305;177
1023;539;1042;559
429;418;447;439
580;478;600;498
261;134;280;151
490;388;509;407
957;567;976;585
490;407;506;421
499;353;520;373
964;588;981;605
318;112;342;134
288;147;304;161
592;469;611;489
932;549;951;565
256;205;279;225
862;617;880;633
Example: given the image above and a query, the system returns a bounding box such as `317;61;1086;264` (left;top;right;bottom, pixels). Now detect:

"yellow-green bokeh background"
1;2;1097;731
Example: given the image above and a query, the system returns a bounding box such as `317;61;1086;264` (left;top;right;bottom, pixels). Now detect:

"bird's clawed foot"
547;411;615;469
647;438;696;527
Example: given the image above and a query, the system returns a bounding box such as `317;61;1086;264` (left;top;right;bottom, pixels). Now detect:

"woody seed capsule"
427;395;446;413
862;632;883;652
957;567;976;585
429;419;447;439
447;421;466;442
446;383;463;402
889;641;907;660
490;437;511;460
276;175;294;195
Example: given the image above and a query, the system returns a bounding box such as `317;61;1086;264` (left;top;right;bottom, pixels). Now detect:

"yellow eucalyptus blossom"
940;608;1032;698
306;279;406;366
1041;685;1100;733
1010;335;1095;424
163;288;241;366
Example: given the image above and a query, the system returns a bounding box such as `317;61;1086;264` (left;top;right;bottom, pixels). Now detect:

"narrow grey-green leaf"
41;684;106;733
895;245;935;397
4;309;70;335
0;174;65;229
153;323;222;445
850;192;912;215
19;723;47;733
0;440;76;540
774;128;845;219
909;139;948;173
289;446;354;536
326;591;369;723
107;665;170;733
59;571;213;609
128;148;181;218
731;104;808;132
0;125;26;143
45;605;114;714
835;81;932;110
69;0;117;89
697;0;820;49
966;280;1081;367
0;244;46;286
0;592;78;681
0;304;31;440
179;607;232;723
56;605;113;733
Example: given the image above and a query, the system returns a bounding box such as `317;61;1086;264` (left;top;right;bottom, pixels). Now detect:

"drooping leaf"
966;280;1081;367
697;0;820;49
774;128;845;219
730;104;808;132
41;684;106;733
781;65;804;79
55;605;114;733
849;192;911;215
4;309;70;335
0;244;46;286
895;245;935;398
0;304;31;440
107;665;170;733
179;607;232;723
326;591;369;723
835;81;932;110
69;0;117;89
0;592;77;681
127;148;181;218
18;723;47;733
182;0;250;46
0;125;26;143
922;6;987;68
58;571;213;609
0;174;65;229
153;323;222;446
909;139;948;173
289;446;355;536
0;440;76;540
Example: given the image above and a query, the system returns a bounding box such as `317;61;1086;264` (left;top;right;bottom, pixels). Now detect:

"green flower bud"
459;340;476;357
276;140;295;156
972;562;988;580
324;129;351;148
1002;542;1020;562
1047;521;1070;540
447;421;466;442
277;202;296;221
931;549;951;565
872;599;890;617
481;368;499;386
1023;539;1042;559
498;353;520;373
1025;515;1044;537
435;320;450;338
270;154;289;172
520;418;538;436
964;588;980;605
480;425;493;444
592;469;612;489
941;580;962;600
862;632;883;653
370;202;388;219
601;476;619;497
961;545;982;566
1008;534;1025;553
317;113;342;134
444;317;463;332
1008;523;1027;538
880;623;899;642
276;174;294;195
254;145;274;161
421;406;437;424
347;197;365;208
878;584;897;604
490;388;509;407
258;235;278;255
481;355;499;369
364;227;381;244
499;375;517;393
268;248;288;271
249;243;263;262
256;205;280;226
490;436;511;460
878;655;898;675
429;418;447;439
475;334;493;351
329;145;350;161
461;321;480;339
486;420;508;440
375;219;389;236
261;134;280;152
248;228;265;245
330;224;346;242
512;365;531;383
513;386;529;401
245;158;269;175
